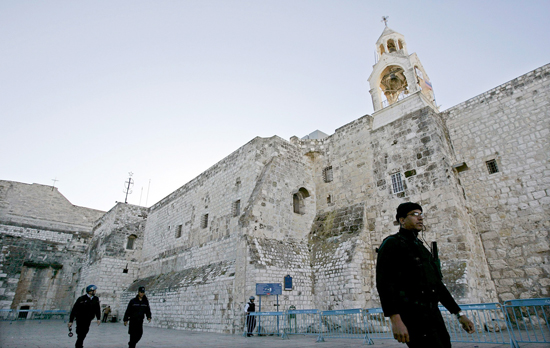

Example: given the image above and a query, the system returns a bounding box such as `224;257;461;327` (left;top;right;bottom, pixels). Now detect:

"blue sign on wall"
256;283;282;295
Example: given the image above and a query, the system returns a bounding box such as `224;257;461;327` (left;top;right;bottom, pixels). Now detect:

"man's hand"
147;318;151;323
97;320;101;326
459;315;475;334
124;321;128;326
390;314;410;343
68;322;72;329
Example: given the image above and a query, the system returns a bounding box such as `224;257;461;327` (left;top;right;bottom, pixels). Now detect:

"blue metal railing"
503;298;550;347
440;303;511;346
243;311;286;338
284;309;320;336
239;298;550;347
317;308;371;343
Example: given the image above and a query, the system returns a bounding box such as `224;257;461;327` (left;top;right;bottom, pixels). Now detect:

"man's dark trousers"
128;319;144;348
401;307;451;348
75;319;92;348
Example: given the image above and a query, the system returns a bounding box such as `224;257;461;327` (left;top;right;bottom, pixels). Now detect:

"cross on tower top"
381;16;389;27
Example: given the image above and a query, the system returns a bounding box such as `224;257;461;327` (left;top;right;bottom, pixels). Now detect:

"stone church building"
1;27;548;333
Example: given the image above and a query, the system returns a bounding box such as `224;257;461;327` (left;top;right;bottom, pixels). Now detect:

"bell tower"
368;23;438;127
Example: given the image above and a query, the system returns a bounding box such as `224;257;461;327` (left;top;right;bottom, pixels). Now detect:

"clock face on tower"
380;65;408;105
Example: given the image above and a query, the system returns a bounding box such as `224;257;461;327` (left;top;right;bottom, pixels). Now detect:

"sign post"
255;283;282;335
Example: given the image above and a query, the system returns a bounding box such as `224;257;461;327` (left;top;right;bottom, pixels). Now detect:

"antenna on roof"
51;178;59;191
123;172;134;203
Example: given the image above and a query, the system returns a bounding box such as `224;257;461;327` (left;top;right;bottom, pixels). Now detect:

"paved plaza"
2;320;548;348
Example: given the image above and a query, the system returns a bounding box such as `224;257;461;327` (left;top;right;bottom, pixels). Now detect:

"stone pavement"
1;320;546;348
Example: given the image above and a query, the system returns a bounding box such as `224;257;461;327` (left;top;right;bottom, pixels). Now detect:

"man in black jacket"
244;296;256;337
68;284;101;348
124;286;152;348
376;202;475;347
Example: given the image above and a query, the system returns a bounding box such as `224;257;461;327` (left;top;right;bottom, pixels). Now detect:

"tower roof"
376;26;405;46
376;26;399;42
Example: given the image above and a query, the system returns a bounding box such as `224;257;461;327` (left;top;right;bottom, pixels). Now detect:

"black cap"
138;286;145;293
396;202;422;221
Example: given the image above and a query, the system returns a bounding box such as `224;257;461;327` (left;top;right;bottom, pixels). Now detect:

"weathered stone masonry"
0;181;104;312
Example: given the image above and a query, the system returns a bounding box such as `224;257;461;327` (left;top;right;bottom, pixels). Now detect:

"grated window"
175;225;182;238
391;173;404;194
232;200;241;217
486;159;499;174
322;166;333;183
200;214;209;229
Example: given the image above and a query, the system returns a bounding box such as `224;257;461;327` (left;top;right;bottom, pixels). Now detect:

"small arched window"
126;234;137;250
379;44;385;55
293;187;310;215
398;40;404;50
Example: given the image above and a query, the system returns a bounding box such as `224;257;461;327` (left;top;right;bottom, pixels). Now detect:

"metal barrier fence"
316;308;371;343
503;298;550;348
363;307;393;341
440;303;511;346
284;309;320;337
243;311;286;338
0;309;69;321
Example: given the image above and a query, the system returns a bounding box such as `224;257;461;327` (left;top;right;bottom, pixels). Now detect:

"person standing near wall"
124;286;152;348
244;296;256;337
376;202;475;347
102;306;111;323
68;285;101;348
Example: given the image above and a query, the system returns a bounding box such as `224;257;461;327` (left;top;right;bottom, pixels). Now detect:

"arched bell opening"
379;65;409;107
387;39;397;53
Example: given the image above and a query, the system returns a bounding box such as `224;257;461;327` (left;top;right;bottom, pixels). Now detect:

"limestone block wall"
0;231;86;311
127;136;318;332
443;64;550;300
294;104;496;308
121;259;236;333
141;137;268;262
365;106;496;304
77;203;148;313
244;236;313;312
308;203;366;310
0;181;104;233
0;180;104;311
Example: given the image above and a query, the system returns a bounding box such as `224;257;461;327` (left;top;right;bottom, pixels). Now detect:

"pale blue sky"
1;1;549;211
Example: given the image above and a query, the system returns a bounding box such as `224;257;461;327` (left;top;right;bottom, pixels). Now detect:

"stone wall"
0;181;104;311
124;136;319;332
293;103;497;308
77;203;148;317
443;64;550;300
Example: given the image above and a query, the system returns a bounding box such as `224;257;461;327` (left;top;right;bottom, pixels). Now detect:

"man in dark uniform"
244;296;256;337
68;284;101;348
376;202;475;347
124;286;152;348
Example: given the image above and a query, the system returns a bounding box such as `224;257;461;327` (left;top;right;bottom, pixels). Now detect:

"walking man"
376;202;475;347
68;284;101;348
124;286;152;348
244;296;256;336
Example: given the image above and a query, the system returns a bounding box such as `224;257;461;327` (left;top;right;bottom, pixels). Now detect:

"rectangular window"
232;200;241;217
175;225;182;238
322;166;333;183
486;159;499;174
327;194;332;204
200;214;209;229
391;173;404;194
